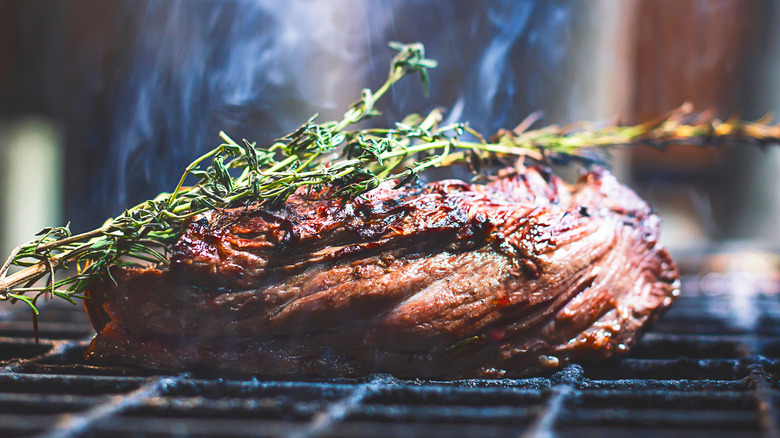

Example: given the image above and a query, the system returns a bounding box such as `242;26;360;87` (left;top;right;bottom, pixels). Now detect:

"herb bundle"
2;42;780;316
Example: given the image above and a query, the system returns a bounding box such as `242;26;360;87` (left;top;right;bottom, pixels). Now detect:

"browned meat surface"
84;163;679;378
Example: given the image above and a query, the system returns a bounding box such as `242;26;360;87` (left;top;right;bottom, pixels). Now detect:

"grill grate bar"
0;338;89;374
753;372;780;438
725;280;780;438
522;384;573;438
289;375;396;438
521;365;583;438
38;376;181;438
0;281;779;437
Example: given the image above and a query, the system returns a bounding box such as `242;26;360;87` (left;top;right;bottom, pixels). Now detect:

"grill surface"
1;275;779;437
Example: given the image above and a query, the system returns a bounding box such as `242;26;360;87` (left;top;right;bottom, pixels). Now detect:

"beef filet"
84;163;679;378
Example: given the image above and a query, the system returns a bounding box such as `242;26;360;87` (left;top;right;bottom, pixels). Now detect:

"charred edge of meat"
83;164;679;379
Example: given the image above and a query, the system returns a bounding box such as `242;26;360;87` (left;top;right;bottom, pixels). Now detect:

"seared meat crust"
85;164;679;378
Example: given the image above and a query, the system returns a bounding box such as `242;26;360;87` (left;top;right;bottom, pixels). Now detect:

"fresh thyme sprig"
2;42;780;315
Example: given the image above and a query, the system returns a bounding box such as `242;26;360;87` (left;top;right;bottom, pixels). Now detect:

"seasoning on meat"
84;162;679;378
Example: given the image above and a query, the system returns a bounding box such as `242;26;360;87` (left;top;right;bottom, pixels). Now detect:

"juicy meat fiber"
84;163;679;378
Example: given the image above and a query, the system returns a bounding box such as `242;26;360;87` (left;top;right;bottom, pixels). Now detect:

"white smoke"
105;0;373;210
100;0;584;217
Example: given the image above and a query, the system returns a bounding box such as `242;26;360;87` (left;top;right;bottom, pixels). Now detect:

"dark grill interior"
1;275;779;437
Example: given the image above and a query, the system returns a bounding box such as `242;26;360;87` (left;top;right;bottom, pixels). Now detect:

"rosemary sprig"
1;42;779;315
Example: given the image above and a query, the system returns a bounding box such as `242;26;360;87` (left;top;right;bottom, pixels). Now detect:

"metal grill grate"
1;276;779;437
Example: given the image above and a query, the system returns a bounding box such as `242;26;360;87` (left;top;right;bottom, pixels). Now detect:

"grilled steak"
84;163;679;378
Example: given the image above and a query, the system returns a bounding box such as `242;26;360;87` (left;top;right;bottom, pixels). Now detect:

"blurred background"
0;0;778;270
